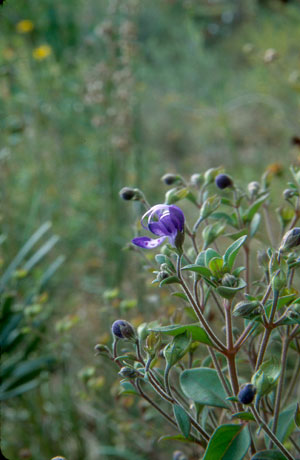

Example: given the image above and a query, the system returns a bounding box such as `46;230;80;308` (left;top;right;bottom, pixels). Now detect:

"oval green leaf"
202;424;250;460
180;368;230;409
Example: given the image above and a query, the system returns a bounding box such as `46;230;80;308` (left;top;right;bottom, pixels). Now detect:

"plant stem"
250;406;295;460
244;244;250;293
255;290;279;371
176;255;226;352
271;335;289;446
263;204;276;247
135;379;177;428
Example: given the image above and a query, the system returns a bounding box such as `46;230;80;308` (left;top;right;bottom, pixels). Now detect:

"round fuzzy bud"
222;274;238;288
248;181;260;198
118;366;140;379
279;227;300;252
51;457;67;460
190;173;203;187
238;383;256;405
111;320;136;340
233;301;262;319
94;344;110;355
119;187;141;201
283;189;297;200
161;173;183;186
215;174;233;190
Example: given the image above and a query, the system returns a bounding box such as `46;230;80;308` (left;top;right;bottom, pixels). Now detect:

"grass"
1;0;300;458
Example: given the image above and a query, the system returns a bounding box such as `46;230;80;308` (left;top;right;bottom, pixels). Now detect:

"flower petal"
169;205;185;231
132;236;167;249
148;221;169;237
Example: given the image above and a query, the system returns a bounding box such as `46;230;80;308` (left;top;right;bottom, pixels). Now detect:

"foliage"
106;165;300;459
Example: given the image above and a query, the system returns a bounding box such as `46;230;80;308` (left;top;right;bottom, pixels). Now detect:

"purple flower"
132;204;185;249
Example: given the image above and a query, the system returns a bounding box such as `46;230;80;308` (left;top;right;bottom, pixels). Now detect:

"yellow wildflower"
16;19;34;34
32;44;52;61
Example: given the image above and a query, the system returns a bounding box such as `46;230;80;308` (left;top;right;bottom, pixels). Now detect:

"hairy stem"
177;255;226;352
250;406;295;460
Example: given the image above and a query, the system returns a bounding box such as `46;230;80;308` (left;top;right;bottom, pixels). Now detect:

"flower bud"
215;174;233;190
283;189;297;200
204;167;222;184
118;366;141;379
51;457;67;460
248;181;260;198
157;271;169;281
94;344;110;355
279;227;300;252
238;383;256;405
190;173;203;187
233;301;262;319
222;274;238;288
161;173;183;186
111;320;136;341
119;187;142;201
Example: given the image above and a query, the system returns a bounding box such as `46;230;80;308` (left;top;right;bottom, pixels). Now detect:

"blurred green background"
1;0;300;459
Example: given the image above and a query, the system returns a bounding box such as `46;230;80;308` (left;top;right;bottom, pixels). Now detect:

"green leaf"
210;212;236;226
119;381;139;396
159;276;180;287
205;248;220;267
173;404;191;438
250;450;287;460
225;229;248;241
150;324;214;346
265;403;297;445
250;213;261;238
155;254;166;264
0;221;52;293
164;332;192;367
195;251;206;266
171;292;189;302
216;279;247;300
231;411;255;421
223;236;247;270
202;424;250;460
243;193;269;223
180;368;230;409
182;264;212;278
208;257;224;277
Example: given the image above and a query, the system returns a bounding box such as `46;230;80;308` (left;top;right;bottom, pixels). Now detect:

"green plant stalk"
135;378;177;429
244;244;250;294
255;289;279;371
263;204;276;247
176;255;226;352
250;405;295;460
270;335;289;447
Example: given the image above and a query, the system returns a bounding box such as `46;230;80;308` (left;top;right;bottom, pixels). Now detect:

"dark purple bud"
111;320;136;340
161;173;183;186
119;187;138;201
238;383;256;405
215;174;233;189
280;227;300;252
